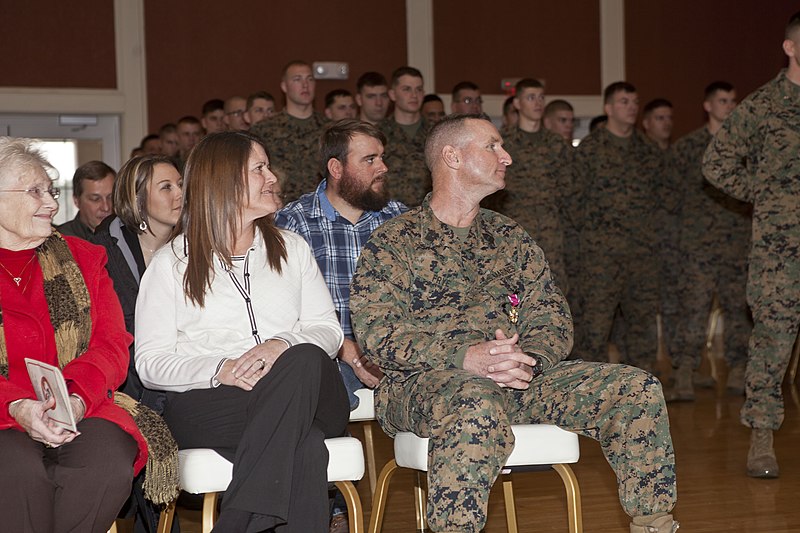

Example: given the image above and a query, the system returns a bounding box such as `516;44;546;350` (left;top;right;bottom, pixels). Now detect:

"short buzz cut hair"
356;71;388;92
324;89;353;109
786;10;800;39
201;99;224;117
452;81;479;100
704;81;734;100
514;78;545;96
246;91;275;111
424;113;488;172
282;59;312;79
603;81;637;104
158;123;177;136
72;160;116;198
423;94;443;105
544;99;574;117
177;115;201;127
643;98;673;117
319;119;387;180
390;66;423;87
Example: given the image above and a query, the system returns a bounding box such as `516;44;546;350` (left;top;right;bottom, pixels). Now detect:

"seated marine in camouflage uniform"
350;115;679;533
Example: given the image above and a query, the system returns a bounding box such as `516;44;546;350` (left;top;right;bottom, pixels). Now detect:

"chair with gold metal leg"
369;424;582;533
157;437;365;533
350;388;378;494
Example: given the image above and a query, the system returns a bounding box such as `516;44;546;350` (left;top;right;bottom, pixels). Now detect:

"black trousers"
163;344;350;533
0;417;138;533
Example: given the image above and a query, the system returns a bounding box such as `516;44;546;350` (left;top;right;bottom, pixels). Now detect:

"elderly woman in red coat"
0;137;148;532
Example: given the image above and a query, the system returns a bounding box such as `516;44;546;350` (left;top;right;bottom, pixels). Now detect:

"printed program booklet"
24;358;77;432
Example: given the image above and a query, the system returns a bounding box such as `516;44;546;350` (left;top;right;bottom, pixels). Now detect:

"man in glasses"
223;96;249;131
450;81;483;115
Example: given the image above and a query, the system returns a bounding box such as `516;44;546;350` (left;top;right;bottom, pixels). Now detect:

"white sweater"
135;229;344;392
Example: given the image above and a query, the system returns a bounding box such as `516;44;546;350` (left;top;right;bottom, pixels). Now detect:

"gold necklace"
0;254;36;287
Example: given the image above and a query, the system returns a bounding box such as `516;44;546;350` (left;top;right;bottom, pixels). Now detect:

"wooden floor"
153;381;800;533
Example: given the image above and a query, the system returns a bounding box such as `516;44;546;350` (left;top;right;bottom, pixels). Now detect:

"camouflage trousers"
375;362;676;532
574;252;660;371
674;247;751;369
741;256;800;429
659;216;681;359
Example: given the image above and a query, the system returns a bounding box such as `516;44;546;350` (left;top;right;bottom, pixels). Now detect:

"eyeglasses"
226;110;245;117
0;186;61;200
458;96;483;105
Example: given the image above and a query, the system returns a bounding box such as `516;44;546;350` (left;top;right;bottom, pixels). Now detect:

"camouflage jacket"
496;127;575;270
573;127;666;253
350;195;573;385
672;126;751;255
250;111;327;203
703;69;800;264
378;116;432;207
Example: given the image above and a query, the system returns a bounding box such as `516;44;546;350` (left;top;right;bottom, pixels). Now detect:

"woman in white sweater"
135;131;349;532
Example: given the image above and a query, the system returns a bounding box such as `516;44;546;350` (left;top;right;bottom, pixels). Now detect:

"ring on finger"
258;358;267;370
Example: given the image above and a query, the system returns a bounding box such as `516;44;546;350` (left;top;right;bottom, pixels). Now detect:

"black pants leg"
0;418;137;533
164;344;349;533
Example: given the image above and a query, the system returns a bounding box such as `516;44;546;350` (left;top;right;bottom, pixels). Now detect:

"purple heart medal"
506;293;520;325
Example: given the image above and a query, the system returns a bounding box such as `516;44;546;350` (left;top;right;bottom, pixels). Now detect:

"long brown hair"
177;131;286;307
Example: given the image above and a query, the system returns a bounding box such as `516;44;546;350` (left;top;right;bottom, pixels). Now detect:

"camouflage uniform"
492;127;575;298
250;111;327;203
672;126;752;371
378;117;432;207
350;197;676;532
703;69;800;430
650;141;682;360
572;128;665;371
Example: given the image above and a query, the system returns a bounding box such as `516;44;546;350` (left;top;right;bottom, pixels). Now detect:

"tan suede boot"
747;428;779;478
630;513;680;532
665;362;694;402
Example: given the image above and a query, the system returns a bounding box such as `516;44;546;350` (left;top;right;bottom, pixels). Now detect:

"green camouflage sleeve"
350;234;464;376
702;98;761;202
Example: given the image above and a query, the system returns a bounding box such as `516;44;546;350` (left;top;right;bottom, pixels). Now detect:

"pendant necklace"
0;254;36;287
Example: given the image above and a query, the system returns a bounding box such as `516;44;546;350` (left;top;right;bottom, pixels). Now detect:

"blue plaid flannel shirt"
274;180;407;338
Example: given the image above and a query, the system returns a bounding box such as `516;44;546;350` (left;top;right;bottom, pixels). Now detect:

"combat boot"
630;513;680;532
665;363;694;402
747;428;779;478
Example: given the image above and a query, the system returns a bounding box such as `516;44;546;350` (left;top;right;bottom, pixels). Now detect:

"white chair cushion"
394;424;580;472
349;388;375;421
326;436;366;481
178;437;365;495
178;448;232;494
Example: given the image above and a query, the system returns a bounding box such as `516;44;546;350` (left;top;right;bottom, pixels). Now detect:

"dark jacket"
92;216;166;412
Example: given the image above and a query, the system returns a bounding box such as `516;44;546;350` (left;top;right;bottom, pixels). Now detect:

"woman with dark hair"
135;131;349;532
92;155;183;403
92;155;183;532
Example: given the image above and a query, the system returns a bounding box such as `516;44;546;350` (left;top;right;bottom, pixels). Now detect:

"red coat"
0;236;147;474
